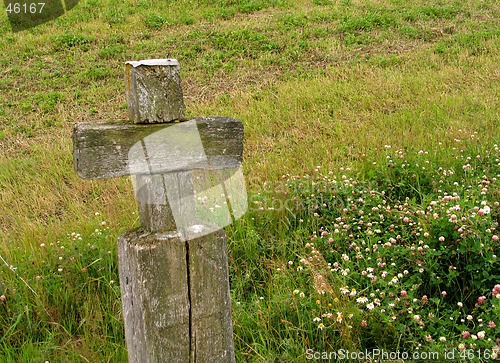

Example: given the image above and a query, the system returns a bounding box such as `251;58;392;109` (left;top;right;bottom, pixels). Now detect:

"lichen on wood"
126;59;185;124
72;117;243;180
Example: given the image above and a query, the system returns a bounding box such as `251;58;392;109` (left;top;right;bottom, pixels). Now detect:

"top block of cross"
72;59;247;238
126;59;185;124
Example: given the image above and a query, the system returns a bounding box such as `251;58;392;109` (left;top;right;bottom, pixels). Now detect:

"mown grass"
0;0;499;361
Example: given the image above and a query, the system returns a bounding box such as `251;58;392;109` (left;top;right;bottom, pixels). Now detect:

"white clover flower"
356;296;368;304
336;312;343;323
340;287;350;295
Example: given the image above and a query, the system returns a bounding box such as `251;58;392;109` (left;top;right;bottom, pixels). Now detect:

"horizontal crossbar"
73;117;244;180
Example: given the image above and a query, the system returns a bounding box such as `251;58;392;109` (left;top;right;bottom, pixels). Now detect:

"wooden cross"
72;59;245;363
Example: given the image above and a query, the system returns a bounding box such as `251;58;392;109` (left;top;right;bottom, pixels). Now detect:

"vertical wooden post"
72;59;240;362
118;60;236;363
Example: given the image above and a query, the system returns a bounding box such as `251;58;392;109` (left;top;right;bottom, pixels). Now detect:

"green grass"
0;0;499;361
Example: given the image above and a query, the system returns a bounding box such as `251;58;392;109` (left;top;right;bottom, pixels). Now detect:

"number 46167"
6;2;46;14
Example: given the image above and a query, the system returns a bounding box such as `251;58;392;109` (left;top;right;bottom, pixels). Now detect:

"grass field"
0;0;499;361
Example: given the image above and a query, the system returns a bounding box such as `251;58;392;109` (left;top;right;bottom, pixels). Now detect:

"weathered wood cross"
72;59;246;362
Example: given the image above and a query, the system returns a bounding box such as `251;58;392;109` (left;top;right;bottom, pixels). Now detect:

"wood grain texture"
134;171;197;234
187;229;235;362
118;228;235;363
125;60;184;123
118;230;190;363
73;117;244;180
